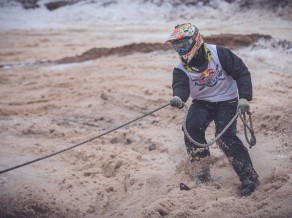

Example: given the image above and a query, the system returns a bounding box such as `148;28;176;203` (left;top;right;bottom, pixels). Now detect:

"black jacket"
172;45;253;102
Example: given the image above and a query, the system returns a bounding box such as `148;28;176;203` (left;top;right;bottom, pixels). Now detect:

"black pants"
184;98;258;183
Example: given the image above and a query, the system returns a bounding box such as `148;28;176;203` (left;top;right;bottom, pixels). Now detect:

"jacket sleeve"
172;67;190;102
217;45;253;101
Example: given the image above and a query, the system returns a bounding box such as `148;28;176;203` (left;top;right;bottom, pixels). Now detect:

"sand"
0;1;291;217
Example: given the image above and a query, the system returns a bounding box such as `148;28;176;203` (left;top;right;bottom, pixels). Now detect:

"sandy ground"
0;3;292;218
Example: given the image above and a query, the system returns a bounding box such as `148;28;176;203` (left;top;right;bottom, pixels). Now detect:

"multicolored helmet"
166;23;204;63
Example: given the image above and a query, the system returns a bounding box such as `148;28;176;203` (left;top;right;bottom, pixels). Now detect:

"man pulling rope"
167;23;259;197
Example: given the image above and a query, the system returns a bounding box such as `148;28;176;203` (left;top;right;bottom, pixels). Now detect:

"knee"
183;127;206;146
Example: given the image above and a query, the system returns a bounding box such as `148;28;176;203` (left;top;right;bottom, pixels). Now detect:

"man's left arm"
216;45;252;101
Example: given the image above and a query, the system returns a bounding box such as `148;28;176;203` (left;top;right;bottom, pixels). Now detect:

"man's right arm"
172;68;190;102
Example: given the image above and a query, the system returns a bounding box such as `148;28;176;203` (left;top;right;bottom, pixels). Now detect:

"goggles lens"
172;37;195;55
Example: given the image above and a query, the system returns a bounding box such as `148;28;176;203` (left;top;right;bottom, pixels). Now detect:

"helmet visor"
172;36;195;55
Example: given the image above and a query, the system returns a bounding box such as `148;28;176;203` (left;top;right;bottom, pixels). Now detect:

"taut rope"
0;103;170;175
0;102;256;175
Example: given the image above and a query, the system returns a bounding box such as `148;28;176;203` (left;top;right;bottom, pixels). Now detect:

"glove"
170;96;184;109
238;98;250;113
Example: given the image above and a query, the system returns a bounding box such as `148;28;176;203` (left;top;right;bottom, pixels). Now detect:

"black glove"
170;96;184;109
238;98;250;113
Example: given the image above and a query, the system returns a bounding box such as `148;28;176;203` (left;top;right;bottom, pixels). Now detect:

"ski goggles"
172;36;195;55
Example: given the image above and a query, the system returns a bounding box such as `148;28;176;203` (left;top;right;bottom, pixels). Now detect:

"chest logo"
192;64;225;90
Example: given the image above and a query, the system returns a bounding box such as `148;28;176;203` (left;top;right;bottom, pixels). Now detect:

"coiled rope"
0;103;170;175
183;104;256;148
239;112;257;147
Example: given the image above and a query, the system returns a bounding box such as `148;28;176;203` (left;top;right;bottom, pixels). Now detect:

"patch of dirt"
0;196;79;218
45;0;80;11
56;34;271;64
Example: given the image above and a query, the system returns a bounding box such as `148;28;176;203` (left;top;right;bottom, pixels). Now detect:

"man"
167;23;259;197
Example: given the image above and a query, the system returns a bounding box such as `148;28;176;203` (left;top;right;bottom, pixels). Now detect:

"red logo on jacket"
192;64;225;90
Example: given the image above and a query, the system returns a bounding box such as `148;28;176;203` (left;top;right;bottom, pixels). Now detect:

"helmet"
166;23;204;63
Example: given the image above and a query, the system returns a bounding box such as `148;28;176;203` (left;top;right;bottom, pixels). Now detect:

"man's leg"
184;100;213;161
183;100;213;183
215;99;259;196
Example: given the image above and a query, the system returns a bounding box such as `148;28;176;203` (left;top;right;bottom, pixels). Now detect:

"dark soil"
56;33;271;64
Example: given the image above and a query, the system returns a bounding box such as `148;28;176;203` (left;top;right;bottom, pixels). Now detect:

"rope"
182;104;256;148
240;112;257;148
0;101;256;174
0;103;170;175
